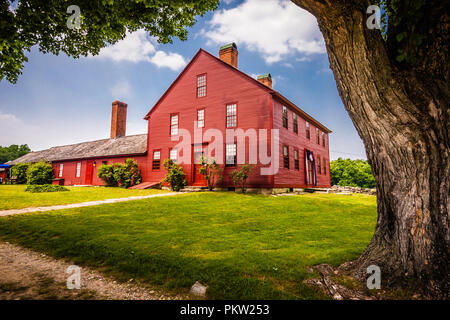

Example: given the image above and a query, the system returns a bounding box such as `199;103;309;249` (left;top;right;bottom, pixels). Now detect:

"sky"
0;0;367;160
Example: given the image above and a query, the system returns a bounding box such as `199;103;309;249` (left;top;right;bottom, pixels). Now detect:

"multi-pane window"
317;156;321;174
197;109;205;128
294;149;299;170
282;106;288;129
76;162;81;178
316;128;320;144
322;132;326;147
283;146;289;169
306;121;310;139
226;104;237;128
225;143;237;166
170;149;177;163
59;164;63;177
293;113;298;133
170;114;178;136
152;150;161;170
323;158;326;175
197;74;206;97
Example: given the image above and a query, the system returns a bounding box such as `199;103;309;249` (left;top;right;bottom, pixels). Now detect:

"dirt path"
0;241;188;300
0;192;182;217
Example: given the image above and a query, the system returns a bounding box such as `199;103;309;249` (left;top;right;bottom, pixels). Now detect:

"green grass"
0;185;168;210
0;192;377;299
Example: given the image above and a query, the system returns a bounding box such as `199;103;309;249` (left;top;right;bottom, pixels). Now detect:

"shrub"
229;164;255;193
25;184;69;193
26;161;55;185
97;164;117;187
161;159;186;191
11;163;30;184
97;159;142;188
199;157;223;191
113;159;142;188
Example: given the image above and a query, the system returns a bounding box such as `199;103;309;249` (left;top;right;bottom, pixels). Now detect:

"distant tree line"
0;144;30;163
330;158;375;189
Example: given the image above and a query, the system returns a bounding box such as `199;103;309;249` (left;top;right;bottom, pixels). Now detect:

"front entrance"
192;144;207;186
85;160;94;185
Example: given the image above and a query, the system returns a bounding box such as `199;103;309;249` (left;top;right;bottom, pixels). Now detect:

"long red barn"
9;43;331;192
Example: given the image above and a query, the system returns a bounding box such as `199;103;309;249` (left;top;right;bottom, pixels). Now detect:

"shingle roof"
7;134;147;165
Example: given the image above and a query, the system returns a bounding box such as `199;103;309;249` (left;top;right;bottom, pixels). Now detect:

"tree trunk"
292;0;449;298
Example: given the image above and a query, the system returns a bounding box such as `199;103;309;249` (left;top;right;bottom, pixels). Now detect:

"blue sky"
0;0;366;160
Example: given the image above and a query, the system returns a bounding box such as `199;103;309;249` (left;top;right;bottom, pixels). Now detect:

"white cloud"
149;51;187;71
111;81;132;100
0;112;19;122
90;30;186;71
203;0;325;64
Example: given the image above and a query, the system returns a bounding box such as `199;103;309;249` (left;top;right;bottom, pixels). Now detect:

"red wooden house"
9;43;331;191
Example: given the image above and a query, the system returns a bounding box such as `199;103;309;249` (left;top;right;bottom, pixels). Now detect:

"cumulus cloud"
0;112;19;121
90;30;187;71
203;0;325;63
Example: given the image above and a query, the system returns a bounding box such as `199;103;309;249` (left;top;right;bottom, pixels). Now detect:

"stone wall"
330;185;376;196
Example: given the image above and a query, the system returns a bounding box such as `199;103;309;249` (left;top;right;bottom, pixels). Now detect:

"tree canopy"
0;144;31;163
330;158;375;188
0;0;219;83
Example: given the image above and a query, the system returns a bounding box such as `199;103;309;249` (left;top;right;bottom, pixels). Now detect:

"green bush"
25;184;69;193
97;159;142;188
330;158;375;188
97;164;117;187
229;164;254;193
199;157;223;191
11;163;30;184
161;159;186;191
26;161;55;185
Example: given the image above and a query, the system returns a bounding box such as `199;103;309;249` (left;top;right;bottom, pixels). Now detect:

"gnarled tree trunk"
291;0;449;298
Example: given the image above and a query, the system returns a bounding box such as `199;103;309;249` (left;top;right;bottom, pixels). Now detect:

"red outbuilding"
9;43;331;192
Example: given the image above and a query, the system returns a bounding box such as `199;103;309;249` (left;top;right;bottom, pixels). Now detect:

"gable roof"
144;48;331;133
7;134;147;165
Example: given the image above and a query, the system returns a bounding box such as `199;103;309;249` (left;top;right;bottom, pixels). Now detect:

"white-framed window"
197;109;205;128
225;143;237;166
170;114;178;136
152;150;161;170
316;128;320;144
76;162;81;178
197;74;206;97
306;121;310;139
170;149;177;162
226;104;237;128
282;106;288;128
59;164;64;178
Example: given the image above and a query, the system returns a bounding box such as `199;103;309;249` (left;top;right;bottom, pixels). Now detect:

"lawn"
0;185;168;210
0;192;377;299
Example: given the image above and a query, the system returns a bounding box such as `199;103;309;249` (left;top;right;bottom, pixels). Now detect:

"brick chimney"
257;74;272;88
110;100;127;139
219;43;238;68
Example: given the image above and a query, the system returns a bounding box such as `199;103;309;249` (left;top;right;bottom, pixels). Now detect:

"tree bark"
291;0;449;298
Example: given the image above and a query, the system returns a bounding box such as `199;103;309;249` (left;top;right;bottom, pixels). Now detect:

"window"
76;162;81;178
225;143;237;166
282;106;288;128
323;158;326;175
152;150;161;170
317;156;321;174
226;104;237;128
306;121;310;139
170;149;177;163
294;149;299;170
283;146;289;169
316;128;320;144
170;114;178;136
197;109;205;128
322;132;326;147
293;113;298;133
197;74;206;97
58;164;63;178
